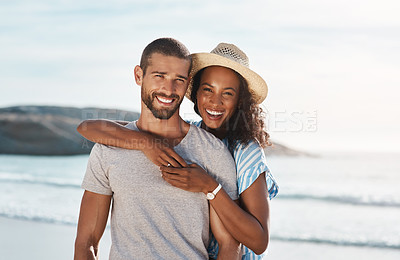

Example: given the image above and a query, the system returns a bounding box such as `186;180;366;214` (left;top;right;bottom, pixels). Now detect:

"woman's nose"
209;93;223;105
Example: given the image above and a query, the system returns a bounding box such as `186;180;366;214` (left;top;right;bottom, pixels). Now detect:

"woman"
78;43;278;259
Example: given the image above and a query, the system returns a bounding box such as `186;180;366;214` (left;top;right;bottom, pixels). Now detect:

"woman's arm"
210;206;240;260
211;173;270;254
77;119;187;167
160;165;270;254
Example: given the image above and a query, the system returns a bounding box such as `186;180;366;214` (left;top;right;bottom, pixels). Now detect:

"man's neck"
137;108;189;145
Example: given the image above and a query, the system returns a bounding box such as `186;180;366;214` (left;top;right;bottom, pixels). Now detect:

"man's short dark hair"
140;38;192;75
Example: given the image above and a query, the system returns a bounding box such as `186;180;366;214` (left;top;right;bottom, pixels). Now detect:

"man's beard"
141;87;182;120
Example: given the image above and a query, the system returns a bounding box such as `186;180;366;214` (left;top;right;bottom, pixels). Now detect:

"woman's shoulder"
232;139;264;160
231;139;267;180
233;139;279;198
184;119;202;128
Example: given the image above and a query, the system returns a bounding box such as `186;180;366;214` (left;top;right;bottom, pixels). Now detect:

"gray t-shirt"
82;121;238;260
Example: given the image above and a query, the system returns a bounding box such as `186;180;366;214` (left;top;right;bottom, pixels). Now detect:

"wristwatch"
206;183;222;200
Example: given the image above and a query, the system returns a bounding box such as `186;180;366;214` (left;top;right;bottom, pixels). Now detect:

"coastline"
1;216;399;260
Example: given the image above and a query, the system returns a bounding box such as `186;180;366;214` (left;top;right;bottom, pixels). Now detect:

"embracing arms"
77;120;187;167
74;191;112;260
160;165;270;254
77;119;270;254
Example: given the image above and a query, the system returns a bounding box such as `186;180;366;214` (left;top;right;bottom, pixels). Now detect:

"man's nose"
161;79;175;95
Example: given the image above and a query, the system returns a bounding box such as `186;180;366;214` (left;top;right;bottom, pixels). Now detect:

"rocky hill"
0;106;139;155
0;105;307;156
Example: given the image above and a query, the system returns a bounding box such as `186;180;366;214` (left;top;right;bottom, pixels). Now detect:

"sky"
1;0;399;153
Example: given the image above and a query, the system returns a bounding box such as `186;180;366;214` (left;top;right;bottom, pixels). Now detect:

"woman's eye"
203;87;212;92
223;92;234;96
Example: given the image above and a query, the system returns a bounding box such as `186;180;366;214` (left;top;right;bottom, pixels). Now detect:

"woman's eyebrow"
201;83;237;92
201;83;214;88
223;87;237;93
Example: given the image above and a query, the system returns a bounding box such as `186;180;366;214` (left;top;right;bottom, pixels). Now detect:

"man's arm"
74;191;112;260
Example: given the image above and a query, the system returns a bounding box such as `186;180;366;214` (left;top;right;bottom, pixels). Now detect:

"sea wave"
0;173;81;189
277;193;400;208
1;210;399;250
2;173;400;208
271;235;400;250
0;212;76;226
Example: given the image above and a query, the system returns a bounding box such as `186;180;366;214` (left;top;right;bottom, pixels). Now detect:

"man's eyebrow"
177;74;188;80
151;71;167;75
151;71;188;80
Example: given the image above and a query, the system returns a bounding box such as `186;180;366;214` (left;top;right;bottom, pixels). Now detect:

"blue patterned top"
189;121;279;260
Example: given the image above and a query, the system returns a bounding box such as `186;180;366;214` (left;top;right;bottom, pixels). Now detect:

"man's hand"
160;163;218;194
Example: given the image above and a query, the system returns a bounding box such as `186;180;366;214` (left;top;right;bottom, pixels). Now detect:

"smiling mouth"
156;96;174;105
205;109;224;119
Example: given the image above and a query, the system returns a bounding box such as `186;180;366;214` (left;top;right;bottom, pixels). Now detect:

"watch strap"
207;183;222;200
212;183;222;196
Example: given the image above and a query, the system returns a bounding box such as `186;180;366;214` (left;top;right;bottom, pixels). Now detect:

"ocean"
0;151;399;256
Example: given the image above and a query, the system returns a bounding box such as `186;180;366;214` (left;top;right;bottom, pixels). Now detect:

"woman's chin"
203;120;225;131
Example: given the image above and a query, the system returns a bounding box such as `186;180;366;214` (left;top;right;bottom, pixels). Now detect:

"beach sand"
0;216;111;260
267;240;400;260
1;216;399;260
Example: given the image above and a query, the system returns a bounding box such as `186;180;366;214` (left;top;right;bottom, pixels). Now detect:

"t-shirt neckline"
129;121;192;149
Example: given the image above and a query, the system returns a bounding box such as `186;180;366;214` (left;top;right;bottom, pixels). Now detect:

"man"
74;38;239;259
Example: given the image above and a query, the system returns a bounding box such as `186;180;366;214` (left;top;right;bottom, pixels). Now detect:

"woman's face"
196;66;240;130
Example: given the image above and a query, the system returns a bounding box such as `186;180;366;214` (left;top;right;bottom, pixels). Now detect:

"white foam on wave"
271;235;400;250
0;172;81;189
0;206;77;225
278;192;400;207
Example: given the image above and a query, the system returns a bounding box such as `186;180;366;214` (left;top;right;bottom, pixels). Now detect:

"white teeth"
157;96;173;103
206;109;223;116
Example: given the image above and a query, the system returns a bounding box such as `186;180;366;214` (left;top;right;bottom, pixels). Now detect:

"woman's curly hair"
191;67;271;149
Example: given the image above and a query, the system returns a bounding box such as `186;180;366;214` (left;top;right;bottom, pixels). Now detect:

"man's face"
137;53;190;120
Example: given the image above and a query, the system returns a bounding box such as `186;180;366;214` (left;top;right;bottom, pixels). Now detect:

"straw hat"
186;43;268;104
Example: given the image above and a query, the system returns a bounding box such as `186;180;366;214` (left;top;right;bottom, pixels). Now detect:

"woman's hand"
141;135;188;168
160;164;218;194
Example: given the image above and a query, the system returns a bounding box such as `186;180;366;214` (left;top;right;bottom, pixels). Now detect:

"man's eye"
223;92;233;96
203;87;212;92
176;78;185;83
155;74;163;78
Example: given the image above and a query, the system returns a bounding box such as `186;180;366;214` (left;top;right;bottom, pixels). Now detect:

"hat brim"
186;53;268;104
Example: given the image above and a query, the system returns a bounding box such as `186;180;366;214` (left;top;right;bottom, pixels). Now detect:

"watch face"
206;193;215;200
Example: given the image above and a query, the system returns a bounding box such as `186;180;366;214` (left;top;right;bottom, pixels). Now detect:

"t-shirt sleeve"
234;140;279;199
81;143;113;196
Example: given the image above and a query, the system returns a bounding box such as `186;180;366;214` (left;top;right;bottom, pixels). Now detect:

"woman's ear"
134;65;143;86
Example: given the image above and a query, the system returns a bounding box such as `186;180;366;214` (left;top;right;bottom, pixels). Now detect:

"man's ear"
134;65;143;86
